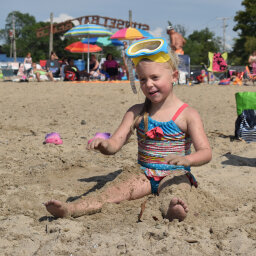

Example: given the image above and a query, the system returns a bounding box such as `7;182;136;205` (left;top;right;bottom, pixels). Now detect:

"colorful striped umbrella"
64;24;113;72
110;28;153;40
82;36;124;47
64;24;113;38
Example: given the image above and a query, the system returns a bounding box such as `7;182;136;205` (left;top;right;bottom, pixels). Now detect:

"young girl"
45;38;212;221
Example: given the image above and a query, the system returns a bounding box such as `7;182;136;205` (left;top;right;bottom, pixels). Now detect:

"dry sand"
0;80;255;256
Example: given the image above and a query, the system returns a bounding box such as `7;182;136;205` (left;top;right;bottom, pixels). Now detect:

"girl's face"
136;61;178;104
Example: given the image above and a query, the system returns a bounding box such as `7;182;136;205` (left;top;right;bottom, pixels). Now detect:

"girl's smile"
136;61;178;103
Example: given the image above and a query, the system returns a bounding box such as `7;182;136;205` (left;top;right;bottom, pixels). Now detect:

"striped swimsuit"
137;104;197;193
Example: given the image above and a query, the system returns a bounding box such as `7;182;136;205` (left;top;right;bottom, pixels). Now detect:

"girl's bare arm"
87;104;142;155
165;107;212;167
185;108;212;166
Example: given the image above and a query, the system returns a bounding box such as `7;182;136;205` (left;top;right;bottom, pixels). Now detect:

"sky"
1;0;244;50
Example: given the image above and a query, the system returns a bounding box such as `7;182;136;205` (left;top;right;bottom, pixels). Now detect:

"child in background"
45;38;212;221
24;52;32;64
23;52;33;77
32;62;54;82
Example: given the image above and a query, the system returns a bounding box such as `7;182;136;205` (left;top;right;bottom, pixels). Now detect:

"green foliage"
101;45;122;60
183;28;221;65
0;11;122;64
16;22;49;61
244;36;256;54
232;0;256;64
0;11;36;43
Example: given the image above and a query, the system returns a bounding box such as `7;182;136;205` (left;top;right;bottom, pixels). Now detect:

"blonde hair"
131;50;179;133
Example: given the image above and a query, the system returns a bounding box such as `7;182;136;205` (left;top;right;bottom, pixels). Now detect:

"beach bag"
235;109;256;142
235;92;256;116
64;70;77;81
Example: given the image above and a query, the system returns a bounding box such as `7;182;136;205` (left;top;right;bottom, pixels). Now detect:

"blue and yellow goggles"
126;38;170;66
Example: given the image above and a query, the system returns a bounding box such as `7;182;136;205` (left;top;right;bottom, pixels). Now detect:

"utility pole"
12;14;16;62
9;30;13;58
129;10;132;28
49;12;53;57
217;17;230;52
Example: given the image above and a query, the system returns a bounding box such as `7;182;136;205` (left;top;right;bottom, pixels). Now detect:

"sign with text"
36;15;150;38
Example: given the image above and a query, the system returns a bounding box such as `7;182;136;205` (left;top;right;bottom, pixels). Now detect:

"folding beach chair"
208;52;228;81
1;68;19;81
178;55;190;84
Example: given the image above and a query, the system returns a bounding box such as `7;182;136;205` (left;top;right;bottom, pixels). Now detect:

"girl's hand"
87;138;109;152
164;154;191;167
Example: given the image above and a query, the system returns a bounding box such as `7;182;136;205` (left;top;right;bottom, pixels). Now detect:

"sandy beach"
0;80;255;256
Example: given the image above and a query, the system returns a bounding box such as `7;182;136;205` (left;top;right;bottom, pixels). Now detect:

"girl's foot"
44;199;71;218
166;197;188;221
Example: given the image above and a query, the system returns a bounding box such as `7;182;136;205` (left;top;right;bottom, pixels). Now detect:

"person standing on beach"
122;41;129;79
166;26;186;55
44;38;212;221
248;50;256;73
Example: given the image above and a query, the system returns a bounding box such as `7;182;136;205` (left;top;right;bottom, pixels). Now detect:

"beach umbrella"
65;41;102;61
82;36;124;47
110;27;154;40
64;24;113;72
65;41;102;53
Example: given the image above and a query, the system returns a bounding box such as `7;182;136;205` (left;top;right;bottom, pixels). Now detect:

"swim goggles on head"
125;38;170;66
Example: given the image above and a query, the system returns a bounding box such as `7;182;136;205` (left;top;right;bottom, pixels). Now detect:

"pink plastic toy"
88;132;111;144
44;132;63;145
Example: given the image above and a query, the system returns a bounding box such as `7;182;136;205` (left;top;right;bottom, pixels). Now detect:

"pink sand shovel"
44;132;63;145
88;132;111;144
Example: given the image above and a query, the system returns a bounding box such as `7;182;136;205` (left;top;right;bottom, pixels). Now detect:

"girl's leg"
158;173;191;221
45;174;151;218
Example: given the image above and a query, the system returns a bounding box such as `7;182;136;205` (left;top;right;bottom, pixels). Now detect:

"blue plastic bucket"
74;60;85;71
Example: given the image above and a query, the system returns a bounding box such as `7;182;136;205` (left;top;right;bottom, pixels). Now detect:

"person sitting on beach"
89;54;100;78
60;57;69;80
44;38;212;221
46;52;60;78
103;53;119;80
64;58;89;81
50;51;59;60
32;63;54;82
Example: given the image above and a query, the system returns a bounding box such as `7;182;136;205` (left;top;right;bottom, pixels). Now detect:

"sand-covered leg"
45;170;151;218
158;173;191;222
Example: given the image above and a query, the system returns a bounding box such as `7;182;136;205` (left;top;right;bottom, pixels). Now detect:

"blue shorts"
149;178;160;195
147;172;198;195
